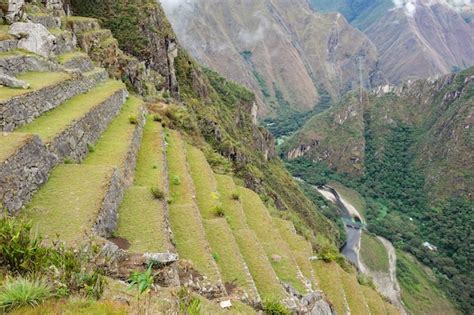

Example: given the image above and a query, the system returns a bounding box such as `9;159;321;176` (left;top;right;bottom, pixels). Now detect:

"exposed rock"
45;0;65;16
271;254;282;263
0;73;29;89
143;252;179;266
9;22;56;57
302;291;334;315
0;53;62;77
4;0;25;23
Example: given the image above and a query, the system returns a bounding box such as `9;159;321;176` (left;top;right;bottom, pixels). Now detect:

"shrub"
212;206;225;217
262;298;290;315
87;143;95;153
211;252;220;262
231;192;240;200
162;91;170;99
150;187;165;200
357;273;376;289
171;175;181;186
128;116;138;124
176;288;201;315
63;157;74;164
152;114;162;122
0;277;51;311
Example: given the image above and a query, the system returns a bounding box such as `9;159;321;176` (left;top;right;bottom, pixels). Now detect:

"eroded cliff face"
161;0;383;118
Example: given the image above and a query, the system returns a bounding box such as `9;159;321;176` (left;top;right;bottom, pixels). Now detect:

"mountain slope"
284;67;474;313
310;0;474;83
161;0;383;118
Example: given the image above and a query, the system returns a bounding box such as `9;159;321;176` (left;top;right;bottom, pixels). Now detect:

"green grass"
273;218;317;290
23;164;115;244
17;80;125;142
233;229;286;300
339;268;371;315
115;186;168;253
0;72;71;102
360;286;387;315
57;51;89;64
215;175;285;299
0;133;33;163
360;232;389;272
312;261;348;315
134;117;165;189
166;130;220;282
397;251;457;315
83;95;142;170
203;219;256;296
186;144;220;219
239;187;306;294
215;175;249;230
0;277;51;311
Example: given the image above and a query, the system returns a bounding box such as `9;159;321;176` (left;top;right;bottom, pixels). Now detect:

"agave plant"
0;277;51;311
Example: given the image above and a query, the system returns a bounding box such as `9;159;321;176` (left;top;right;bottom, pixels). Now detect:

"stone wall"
61;54;94;72
92;167;124;237
47;88;127;162
0;40;18;52
0;135;57;214
0;70;108;131
121;107;146;187
0;54;63;76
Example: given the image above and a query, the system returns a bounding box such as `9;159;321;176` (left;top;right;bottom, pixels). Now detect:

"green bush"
176;288;201;315
162;91;170;99
231;192;240;200
87;143;95;153
128;116;138;125
152;114;162;122
0;277;51;311
171;175;181;186
150;187;165;200
212;206;225;218
262;298;290;315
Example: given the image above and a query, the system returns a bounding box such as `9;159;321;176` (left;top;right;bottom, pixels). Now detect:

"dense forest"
285;117;473;312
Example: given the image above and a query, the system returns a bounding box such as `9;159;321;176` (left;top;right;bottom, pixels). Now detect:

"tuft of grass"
150;187;165;200
0;277;51;311
212;206;225;218
262;298;291;315
152;114;162;122
231;192;240;200
171;175;181;186
128;116;138;125
87;143;95;153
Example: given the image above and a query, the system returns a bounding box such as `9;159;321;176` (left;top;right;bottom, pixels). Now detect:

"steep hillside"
161;0;383;120
310;0;474;83
0;0;404;313
284;67;474;312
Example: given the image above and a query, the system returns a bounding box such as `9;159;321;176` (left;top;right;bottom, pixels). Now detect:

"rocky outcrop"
0;134;57;213
4;0;25;24
0;73;29;88
0;53;63;76
0;69;108;131
9;22;57;57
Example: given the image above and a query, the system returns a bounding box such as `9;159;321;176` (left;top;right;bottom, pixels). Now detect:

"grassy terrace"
239;187;306;294
215;174;285;299
186;144;220;219
361;286;387;315
116;187;168;253
186;145;256;296
23;164;115;244
0;132;33;162
203;219;256;295
57;50;89;64
134;116;165;189
339;270;370;315
273;218;317;289
360;232;389;272
0;72;71;102
312;261;348;315
166;130;220;282
83;95;142;170
17;80;125;141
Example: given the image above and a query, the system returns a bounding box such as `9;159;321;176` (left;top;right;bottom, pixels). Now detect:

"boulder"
45;0;65;16
4;0;25;24
0;73;29;89
143;252;179;266
9;22;56;57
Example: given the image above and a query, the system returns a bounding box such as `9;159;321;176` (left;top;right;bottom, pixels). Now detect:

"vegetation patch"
360;233;389;272
0;277;51;311
83;96;143;169
0;72;70;102
17;80;125;142
116;186;168;253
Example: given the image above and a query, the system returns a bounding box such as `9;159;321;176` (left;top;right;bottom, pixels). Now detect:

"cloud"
159;0;194;13
392;0;418;17
392;0;473;17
